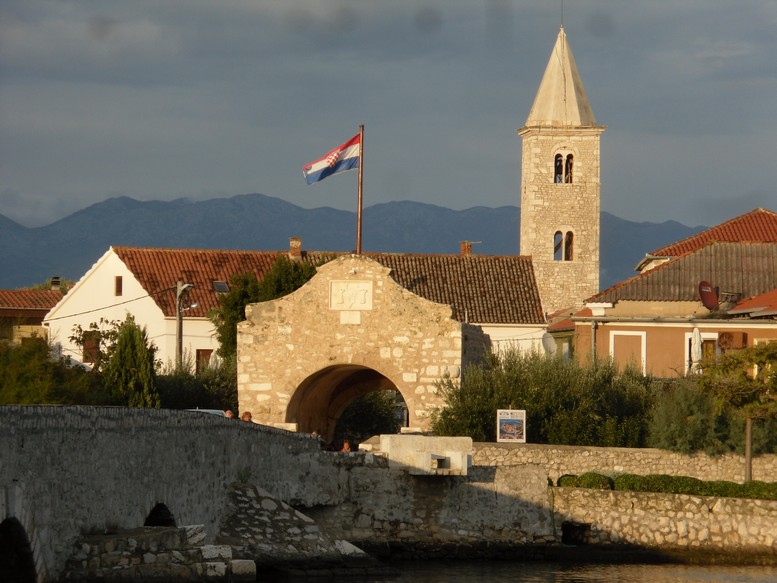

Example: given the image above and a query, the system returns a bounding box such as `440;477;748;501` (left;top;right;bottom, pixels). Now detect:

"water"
356;561;777;583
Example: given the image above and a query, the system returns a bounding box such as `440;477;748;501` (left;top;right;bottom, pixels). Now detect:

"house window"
83;331;100;364
115;276;123;296
554;230;574;261
609;331;646;375
554;153;574;183
196;349;213;374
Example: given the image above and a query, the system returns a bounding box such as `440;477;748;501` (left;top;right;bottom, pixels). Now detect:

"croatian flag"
302;133;360;185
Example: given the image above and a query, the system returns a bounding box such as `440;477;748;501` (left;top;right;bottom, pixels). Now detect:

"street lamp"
175;281;194;369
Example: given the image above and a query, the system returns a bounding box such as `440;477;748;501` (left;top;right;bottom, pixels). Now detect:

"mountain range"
0;193;705;290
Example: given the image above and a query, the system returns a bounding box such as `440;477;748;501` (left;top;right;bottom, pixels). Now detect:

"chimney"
50;276;61;291
289;237;302;261
459;241;473;256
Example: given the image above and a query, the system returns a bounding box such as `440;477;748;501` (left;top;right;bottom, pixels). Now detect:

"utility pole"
175;280;194;369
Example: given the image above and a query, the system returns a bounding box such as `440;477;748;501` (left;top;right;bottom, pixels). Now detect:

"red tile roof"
728;288;777;318
113;247;545;325
650;208;777;258
0;289;64;311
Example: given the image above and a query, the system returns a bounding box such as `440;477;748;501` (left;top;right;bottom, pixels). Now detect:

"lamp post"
175;280;194;369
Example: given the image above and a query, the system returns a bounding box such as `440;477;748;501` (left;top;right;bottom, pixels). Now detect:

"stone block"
230;559;256;581
205;561;227;577
200;545;232;560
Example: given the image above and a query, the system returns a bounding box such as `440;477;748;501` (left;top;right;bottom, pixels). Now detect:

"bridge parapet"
360;434;473;476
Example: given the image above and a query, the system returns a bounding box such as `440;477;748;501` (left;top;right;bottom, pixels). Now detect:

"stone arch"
237;255;464;433
0;517;36;583
286;364;406;443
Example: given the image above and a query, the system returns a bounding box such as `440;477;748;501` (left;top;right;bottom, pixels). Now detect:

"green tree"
103;314;160;408
210;256;322;359
0;337;110;405
697;342;777;480
69;317;121;374
334;390;402;447
647;377;730;455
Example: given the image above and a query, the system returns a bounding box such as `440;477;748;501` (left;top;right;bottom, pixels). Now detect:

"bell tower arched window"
553;152;574;183
554;230;574;261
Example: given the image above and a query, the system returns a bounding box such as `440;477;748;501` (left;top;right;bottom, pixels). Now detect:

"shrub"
611;474;777;500
431;349;654;447
556;474;579;487
740;481;777;500
577;472;614;490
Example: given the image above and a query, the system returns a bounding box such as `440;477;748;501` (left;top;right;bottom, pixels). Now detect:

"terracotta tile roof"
113;247;335;319
588;242;777;304
368;253;544;324
113;247;544;325
650;208;777;258
728;288;777;318
0;289;64;311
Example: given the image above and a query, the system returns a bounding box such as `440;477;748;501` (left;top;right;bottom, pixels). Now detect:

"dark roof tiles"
589;242;777;303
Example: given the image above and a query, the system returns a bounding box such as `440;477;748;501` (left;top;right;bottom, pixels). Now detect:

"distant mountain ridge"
0;193;705;290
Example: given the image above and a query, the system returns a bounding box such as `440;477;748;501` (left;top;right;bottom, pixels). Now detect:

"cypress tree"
104;314;160;408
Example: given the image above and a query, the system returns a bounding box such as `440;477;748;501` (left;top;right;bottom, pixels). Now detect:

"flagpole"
356;124;364;254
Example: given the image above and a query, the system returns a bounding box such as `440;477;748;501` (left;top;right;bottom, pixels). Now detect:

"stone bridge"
0;406;354;582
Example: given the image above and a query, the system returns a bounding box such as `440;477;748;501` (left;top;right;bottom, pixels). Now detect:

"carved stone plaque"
329;280;373;311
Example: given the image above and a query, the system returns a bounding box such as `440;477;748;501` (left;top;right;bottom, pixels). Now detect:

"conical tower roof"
524;26;598;128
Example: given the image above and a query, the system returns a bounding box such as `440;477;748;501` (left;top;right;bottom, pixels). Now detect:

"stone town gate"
237;255;465;437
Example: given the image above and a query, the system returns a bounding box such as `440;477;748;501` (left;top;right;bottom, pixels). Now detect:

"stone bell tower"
519;26;605;315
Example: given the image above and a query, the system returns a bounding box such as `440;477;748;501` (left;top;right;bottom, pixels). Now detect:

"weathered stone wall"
0;406;343;582
474;443;777;484
63;525;255;581
552;488;777;555
237;255;464;432
302;459;556;553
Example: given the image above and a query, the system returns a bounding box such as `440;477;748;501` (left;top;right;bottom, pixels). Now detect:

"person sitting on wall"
340;439;351;453
241;411;253;422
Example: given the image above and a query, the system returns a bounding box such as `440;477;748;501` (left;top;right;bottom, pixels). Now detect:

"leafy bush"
608;473;777;500
577;472;615;490
0;338;112;405
556;474;579;487
431;349;655;447
648;377;777;455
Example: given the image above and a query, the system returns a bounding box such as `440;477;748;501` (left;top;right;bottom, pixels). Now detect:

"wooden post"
745;416;753;482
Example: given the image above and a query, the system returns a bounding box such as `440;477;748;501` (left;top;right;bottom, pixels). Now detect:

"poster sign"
496;409;526;443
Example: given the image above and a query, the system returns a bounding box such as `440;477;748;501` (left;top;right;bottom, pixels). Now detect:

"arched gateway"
237;255;466;437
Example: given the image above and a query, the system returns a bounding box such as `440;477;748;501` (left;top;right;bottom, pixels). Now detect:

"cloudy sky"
1;1;775;228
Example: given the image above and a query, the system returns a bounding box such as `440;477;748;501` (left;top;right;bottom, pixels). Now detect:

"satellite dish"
698;281;719;310
542;332;557;355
